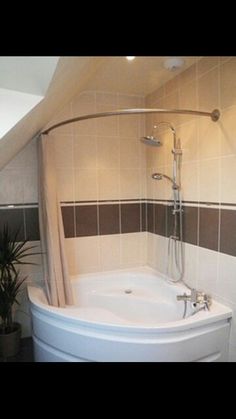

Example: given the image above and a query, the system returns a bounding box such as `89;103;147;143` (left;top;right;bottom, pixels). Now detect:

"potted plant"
0;224;39;359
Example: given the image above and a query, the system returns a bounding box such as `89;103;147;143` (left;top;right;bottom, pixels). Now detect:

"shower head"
140;136;162;147
152;172;180;190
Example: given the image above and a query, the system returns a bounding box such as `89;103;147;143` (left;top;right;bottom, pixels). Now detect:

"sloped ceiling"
0;56;200;170
0;56;106;170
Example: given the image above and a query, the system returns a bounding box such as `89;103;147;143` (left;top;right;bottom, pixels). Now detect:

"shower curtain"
37;134;74;307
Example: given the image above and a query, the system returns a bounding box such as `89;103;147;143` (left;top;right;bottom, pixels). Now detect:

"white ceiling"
84;56;201;95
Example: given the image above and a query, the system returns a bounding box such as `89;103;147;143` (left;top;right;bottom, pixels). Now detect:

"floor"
0;338;34;362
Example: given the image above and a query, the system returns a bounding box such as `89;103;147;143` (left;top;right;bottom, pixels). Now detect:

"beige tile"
178;120;198;163
65;238;77;276
46;103;73;135
146;168;155;199
181;161;199;202
198;67;219;111
179;80;198;125
198;117;220;159
179;63;196;86
75;169;98;201
72;100;97;136
57;168;75;202
153;234;168;275
220;58;236;109
99;234;121;270
164;75;179;95
0;168;24;204
119;114;140;138
23;169;38;203
120;169;141;199
97;136;120;169
96;104;118;137
199;158;220;202
96;92;118;107
163;91;180;127
197;246;219;294
118;94;144;108
120;233;143;268
74;135;97;169
219;106;236;156
73;236;100;274
197;56;219;76
98;169;120;200
145;86;165;106
220;155;236;203
53;134;74;168
220;56;232;63
120;137;141;169
183;243;198;289
140;169;147;199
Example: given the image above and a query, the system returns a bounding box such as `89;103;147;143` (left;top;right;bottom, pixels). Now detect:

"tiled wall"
44;91;147;274
0;137;42;337
145;56;236;360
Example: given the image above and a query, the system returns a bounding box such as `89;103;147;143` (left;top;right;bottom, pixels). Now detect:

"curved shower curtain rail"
41;108;220;135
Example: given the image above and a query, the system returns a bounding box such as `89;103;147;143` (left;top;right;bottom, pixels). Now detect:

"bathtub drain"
125;289;132;294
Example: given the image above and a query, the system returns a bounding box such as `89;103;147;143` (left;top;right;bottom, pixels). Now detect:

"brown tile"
182;206;198;245
155;204;167;236
76;205;98;237
121;204;141;234
147;203;154;233
0;209;25;241
25;208;40;241
99;204;120;235
166;204;175;238
141;202;147;231
199;207;219;251
220;209;236;257
61;206;75;238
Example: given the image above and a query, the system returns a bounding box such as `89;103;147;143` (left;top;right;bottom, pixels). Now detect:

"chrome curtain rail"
42;108;220;135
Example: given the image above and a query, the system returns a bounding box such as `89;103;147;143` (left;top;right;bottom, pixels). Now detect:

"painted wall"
145;56;236;361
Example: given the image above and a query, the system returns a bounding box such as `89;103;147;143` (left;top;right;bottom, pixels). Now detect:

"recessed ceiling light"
126;56;135;61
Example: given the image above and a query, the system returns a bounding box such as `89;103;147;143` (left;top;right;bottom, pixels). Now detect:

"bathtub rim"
28;267;232;335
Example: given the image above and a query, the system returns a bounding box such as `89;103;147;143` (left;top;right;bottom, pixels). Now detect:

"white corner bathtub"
28;267;232;362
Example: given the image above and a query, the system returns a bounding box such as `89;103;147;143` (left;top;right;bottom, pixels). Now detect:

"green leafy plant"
0;224;40;334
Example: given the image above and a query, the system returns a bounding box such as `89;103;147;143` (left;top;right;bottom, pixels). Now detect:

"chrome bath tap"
177;289;212;312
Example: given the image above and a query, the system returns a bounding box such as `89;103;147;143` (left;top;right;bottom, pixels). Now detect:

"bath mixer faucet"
177;289;212;311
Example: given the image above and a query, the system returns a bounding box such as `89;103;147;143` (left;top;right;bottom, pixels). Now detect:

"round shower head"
152;173;163;180
140;136;162;147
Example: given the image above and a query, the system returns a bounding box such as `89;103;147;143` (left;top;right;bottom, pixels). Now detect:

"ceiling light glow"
126;56;135;61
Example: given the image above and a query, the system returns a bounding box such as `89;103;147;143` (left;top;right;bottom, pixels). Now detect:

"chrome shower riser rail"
42;108;220;135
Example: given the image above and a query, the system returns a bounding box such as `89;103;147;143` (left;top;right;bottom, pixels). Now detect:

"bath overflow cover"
125;289;132;294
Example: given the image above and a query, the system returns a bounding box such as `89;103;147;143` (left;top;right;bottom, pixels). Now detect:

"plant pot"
0;322;22;358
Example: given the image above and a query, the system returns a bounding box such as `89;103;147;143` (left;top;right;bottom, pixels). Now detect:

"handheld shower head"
152;172;180;190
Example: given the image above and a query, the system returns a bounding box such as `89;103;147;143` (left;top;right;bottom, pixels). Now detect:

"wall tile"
121;203;141;233
220;209;236;256
99;204;120;235
198;67;219;111
75;205;98;237
61;206;75;238
0;209;25;241
182;206;198;245
220;58;236;109
155;203;167;237
24;208;40;241
199;207;219;251
197;57;219;77
99;234;121;271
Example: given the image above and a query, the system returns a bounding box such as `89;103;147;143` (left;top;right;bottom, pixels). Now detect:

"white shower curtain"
37;134;74;307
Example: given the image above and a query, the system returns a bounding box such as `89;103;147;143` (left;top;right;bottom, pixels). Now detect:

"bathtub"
28;267;232;362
